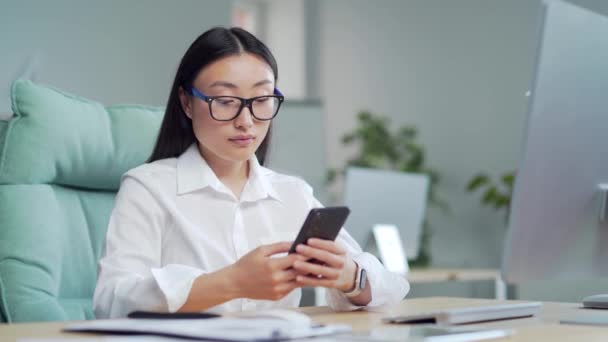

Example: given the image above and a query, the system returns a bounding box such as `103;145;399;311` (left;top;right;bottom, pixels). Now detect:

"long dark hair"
148;27;278;165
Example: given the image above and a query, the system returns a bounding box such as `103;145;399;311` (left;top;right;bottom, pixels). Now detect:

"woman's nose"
234;105;254;128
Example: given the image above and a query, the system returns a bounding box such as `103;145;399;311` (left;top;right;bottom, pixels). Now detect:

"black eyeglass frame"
189;87;285;121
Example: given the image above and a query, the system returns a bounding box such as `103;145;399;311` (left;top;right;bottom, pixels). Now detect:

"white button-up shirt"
93;144;409;318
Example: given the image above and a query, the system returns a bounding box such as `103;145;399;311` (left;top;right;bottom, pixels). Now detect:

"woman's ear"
178;87;193;119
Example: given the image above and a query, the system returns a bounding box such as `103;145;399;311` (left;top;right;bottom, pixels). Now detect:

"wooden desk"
2;297;607;341
407;268;506;300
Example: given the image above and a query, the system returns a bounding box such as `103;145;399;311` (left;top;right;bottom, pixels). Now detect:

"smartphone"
288;206;351;254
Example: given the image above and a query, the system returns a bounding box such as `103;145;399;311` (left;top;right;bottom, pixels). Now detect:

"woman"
93;27;409;318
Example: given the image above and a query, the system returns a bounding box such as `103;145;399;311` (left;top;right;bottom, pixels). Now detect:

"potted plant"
327;111;447;267
466;171;516;223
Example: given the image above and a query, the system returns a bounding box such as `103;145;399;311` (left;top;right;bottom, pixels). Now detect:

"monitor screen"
502;0;608;283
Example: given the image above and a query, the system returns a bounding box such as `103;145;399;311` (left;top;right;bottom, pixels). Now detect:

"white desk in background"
407;268;507;300
315;268;506;305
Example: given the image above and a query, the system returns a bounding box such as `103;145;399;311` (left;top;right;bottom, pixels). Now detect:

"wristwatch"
343;261;367;298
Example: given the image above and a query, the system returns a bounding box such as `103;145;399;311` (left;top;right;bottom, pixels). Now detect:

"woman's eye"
217;99;235;105
255;97;269;103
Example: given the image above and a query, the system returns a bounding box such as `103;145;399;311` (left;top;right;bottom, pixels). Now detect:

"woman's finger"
295;274;338;288
307;238;346;255
295;244;344;268
272;269;299;283
293;260;340;280
260;241;293;257
269;253;307;270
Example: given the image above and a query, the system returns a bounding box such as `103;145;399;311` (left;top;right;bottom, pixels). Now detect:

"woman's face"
180;53;275;165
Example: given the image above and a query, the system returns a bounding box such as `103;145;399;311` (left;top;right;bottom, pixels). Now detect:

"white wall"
263;0;307;99
0;0;232;113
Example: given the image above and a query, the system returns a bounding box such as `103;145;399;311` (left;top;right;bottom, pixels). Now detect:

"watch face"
360;268;367;290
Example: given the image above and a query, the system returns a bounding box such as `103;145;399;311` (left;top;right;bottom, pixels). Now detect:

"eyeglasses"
189;87;284;121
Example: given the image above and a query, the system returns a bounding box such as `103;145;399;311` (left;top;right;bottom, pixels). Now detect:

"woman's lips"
229;136;255;146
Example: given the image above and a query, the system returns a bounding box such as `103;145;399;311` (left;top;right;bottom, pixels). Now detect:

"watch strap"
343;261;364;298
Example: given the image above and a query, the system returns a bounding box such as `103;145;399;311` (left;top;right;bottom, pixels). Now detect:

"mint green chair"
0;80;162;322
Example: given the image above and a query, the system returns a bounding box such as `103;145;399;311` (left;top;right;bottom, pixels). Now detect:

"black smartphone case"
288;206;350;253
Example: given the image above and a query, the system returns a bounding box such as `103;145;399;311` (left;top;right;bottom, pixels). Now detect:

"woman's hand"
292;238;357;292
227;241;304;301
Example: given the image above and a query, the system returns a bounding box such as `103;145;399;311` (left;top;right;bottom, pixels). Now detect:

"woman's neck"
197;144;249;199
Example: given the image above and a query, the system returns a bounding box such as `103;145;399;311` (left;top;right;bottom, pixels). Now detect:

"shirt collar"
177;144;223;195
244;153;281;203
176;144;281;202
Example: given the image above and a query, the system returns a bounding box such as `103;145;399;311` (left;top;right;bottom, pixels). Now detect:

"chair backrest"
0;80;162;322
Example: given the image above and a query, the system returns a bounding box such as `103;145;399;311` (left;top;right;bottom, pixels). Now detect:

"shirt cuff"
326;252;410;311
151;264;205;312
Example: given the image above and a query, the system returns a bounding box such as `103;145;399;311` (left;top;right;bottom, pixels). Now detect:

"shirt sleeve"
326;229;410;311
297;181;410;311
93;174;205;318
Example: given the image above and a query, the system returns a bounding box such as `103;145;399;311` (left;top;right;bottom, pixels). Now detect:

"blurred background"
2;0;608;303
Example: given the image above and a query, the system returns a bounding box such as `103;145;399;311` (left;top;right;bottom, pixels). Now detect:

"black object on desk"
128;311;221;319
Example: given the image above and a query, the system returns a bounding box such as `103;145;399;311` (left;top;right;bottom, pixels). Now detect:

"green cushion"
0;185;114;322
0;79;163;190
0;80;163;322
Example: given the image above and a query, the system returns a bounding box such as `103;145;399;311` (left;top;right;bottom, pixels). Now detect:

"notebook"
383;302;542;325
64;309;350;341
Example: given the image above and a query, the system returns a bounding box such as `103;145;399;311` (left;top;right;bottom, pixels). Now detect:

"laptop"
383;302;542;325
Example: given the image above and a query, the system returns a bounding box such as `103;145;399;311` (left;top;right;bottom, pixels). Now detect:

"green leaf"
348;158;373;168
482;187;498;204
501;172;515;189
397;126;417;140
494;196;510;209
404;144;424;171
358;111;372;122
326;169;337;184
427;169;440;185
466;174;490;192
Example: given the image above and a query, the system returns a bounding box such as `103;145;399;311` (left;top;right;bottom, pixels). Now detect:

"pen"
127;311;221;319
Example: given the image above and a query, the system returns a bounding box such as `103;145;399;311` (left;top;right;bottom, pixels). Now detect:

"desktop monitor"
343;167;429;260
502;0;608;283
